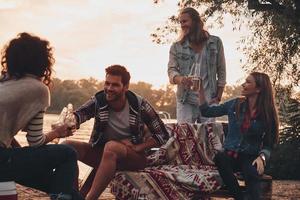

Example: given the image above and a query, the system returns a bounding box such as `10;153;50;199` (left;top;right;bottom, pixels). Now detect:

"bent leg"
86;140;147;200
0;144;79;197
214;151;243;200
240;154;261;200
62;140;103;194
62;140;102;167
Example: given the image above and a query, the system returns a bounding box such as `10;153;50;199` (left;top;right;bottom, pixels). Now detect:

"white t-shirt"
103;100;131;141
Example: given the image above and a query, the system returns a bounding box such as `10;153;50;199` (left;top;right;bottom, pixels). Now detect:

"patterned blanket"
110;123;225;200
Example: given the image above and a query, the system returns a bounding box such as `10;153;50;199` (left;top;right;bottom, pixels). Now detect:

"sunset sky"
0;0;248;88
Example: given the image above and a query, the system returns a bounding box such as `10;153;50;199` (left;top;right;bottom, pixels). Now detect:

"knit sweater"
0;76;50;148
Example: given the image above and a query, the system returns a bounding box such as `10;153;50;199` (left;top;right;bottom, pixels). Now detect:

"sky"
0;0;248;88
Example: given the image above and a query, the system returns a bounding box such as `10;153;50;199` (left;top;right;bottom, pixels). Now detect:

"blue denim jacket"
168;35;226;103
199;98;274;161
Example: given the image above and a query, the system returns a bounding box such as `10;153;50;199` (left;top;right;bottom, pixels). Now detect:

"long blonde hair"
178;7;209;45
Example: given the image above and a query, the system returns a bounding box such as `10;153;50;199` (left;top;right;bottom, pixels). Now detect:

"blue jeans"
0;144;82;199
176;101;215;123
214;151;261;200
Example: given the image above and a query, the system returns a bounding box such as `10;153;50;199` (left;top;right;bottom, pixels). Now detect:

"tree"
152;0;300;89
48;78;177;118
267;89;300;180
222;85;242;102
152;0;300;178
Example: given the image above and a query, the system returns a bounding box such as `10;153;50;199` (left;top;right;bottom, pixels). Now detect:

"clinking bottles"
51;103;76;144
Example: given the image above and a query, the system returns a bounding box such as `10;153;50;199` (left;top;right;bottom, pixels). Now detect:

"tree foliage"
267;89;300;180
152;0;300;89
48;78;177;118
48;78;243;119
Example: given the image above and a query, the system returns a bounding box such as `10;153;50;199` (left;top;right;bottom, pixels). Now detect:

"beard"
104;89;123;102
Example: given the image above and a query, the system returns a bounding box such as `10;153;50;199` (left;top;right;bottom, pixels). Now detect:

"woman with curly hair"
0;32;83;200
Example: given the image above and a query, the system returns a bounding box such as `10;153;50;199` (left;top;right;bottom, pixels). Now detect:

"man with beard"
63;65;169;200
167;7;226;123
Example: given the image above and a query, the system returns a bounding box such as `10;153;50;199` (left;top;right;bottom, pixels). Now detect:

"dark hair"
105;64;131;86
250;72;279;145
1;32;54;86
178;7;209;45
236;72;279;147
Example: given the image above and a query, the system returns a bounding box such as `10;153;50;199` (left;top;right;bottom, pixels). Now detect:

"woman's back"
0;76;49;147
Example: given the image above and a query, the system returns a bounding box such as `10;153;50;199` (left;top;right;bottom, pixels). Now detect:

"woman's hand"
53;124;74;138
252;156;265;175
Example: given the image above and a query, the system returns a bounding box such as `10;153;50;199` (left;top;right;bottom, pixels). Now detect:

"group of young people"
0;7;279;200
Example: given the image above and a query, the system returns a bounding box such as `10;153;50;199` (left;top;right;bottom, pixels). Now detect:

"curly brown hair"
1;32;55;86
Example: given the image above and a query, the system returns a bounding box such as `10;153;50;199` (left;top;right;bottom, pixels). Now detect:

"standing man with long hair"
199;72;279;199
168;7;226;123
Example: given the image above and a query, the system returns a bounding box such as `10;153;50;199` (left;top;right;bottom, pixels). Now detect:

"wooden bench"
192;174;272;199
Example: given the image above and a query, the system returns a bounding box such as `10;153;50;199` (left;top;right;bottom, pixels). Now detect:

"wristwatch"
260;153;266;166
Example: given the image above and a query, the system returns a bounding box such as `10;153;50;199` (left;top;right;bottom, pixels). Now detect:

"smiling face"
179;13;193;36
241;75;260;97
104;74;128;102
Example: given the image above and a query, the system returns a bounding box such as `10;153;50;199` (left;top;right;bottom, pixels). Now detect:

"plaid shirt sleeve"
74;97;96;128
140;99;169;145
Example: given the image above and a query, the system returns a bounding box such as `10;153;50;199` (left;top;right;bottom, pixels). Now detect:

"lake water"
14;114;175;183
14;114;95;182
15;114;94;146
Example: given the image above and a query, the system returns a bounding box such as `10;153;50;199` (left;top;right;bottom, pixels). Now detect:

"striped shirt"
25;110;46;146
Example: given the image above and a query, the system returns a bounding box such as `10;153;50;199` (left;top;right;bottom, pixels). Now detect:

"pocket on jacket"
209;49;217;65
177;53;192;74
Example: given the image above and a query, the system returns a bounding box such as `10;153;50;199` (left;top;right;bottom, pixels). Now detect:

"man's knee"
103;141;126;158
60;139;75;147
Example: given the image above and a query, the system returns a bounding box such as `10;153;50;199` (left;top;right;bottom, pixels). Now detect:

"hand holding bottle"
51;103;77;143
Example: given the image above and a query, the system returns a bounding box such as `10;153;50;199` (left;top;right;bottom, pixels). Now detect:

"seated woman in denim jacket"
198;72;279;200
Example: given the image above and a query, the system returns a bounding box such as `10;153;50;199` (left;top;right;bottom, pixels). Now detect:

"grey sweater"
0;76;49;147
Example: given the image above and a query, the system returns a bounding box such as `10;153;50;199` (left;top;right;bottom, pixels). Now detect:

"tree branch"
248;0;284;11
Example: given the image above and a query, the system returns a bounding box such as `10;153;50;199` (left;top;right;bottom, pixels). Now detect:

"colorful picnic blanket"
110;123;225;200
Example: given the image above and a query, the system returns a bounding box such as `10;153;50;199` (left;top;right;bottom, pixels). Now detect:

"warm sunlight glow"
0;0;247;88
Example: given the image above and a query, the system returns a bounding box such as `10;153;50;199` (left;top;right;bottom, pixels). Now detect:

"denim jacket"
168;35;226;103
199;98;275;161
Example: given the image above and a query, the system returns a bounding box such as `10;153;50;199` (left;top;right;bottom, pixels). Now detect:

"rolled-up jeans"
0;144;80;199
